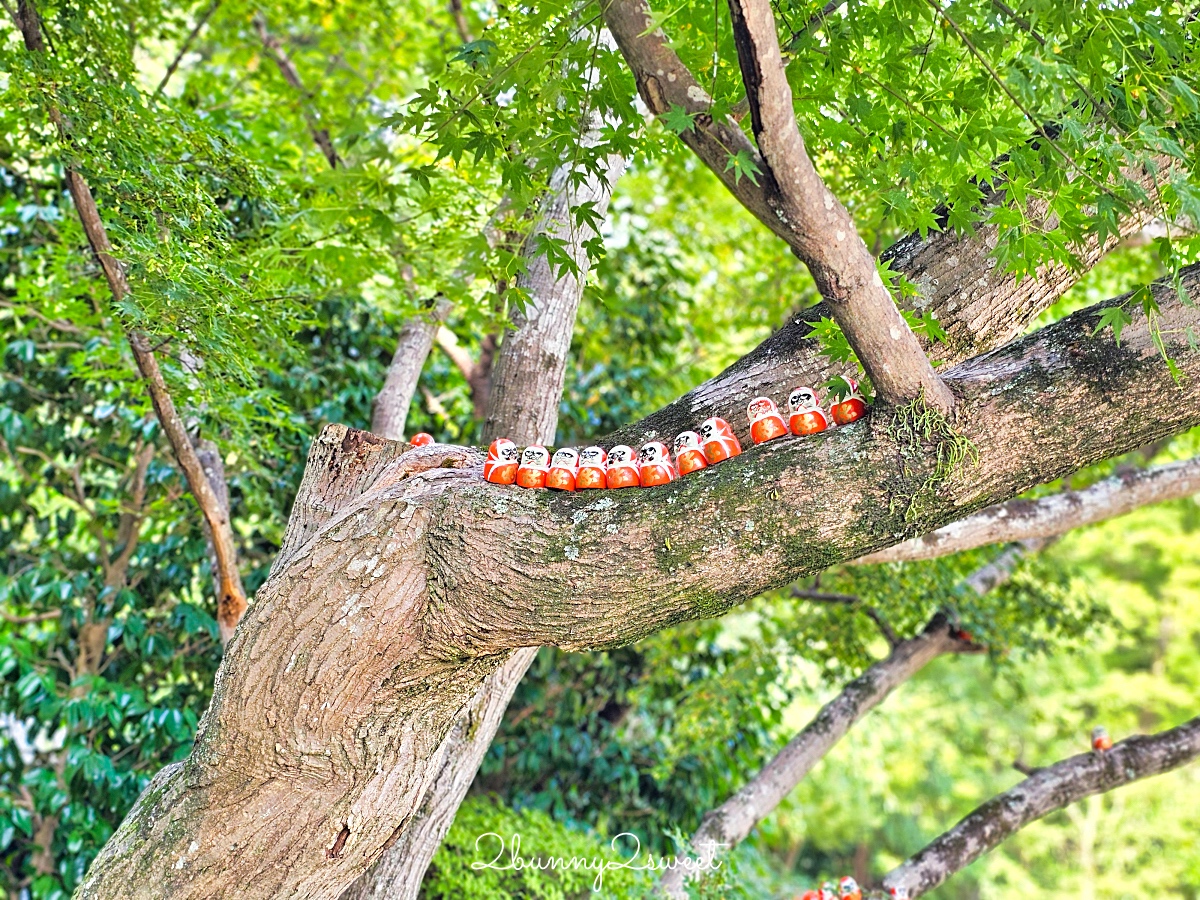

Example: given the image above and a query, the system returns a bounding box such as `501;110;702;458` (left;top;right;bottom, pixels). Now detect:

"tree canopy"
2;0;1199;897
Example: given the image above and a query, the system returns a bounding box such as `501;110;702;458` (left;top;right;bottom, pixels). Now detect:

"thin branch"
253;16;341;168
884;715;1200;897
856;455;1200;565
153;0;222;98
18;20;248;644
2;610;62;625
448;0;474;43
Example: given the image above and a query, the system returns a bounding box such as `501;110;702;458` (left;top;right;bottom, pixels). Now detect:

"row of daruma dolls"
482;381;867;490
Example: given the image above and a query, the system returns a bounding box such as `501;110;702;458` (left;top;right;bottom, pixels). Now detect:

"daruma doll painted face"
747;396;788;445
638;441;676;487
483;439;520;485
516;445;551;489
698;416;742;464
605;445;640;489
547;448;580;491
787;386;831;436
673;430;708;475
576;445;607;490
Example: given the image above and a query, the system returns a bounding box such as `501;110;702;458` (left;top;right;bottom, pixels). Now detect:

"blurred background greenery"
2;0;1199;897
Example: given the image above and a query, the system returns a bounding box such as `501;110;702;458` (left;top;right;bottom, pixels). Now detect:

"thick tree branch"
371;298;452;440
857;455;1200;564
724;0;952;409
883;715;1200;897
19;15;248;644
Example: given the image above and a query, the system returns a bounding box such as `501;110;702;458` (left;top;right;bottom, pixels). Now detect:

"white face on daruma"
747;397;777;420
580;446;606;467
490;439;519;463
608;445;634;466
550;448;579;469
674;431;702;454
639;442;668;465
520;446;549;468
789;387;819;412
698;418;726;442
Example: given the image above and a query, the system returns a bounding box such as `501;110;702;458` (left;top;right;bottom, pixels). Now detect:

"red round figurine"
516;445;550;489
1092;726;1113;752
546;448;579;491
409;432;435;447
699;416;742;464
830;377;867;426
638;441;676;487
839;876;862;900
606;445;640;489
483;438;519;485
888;888;910;900
788;386;831;436
747;396;788;445
576;446;607;490
673;430;708;475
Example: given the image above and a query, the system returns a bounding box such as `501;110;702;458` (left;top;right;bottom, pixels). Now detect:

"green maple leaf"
661;104;697;135
724;150;762;185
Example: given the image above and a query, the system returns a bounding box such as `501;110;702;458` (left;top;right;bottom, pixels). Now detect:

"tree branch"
18;18;248;644
857;455;1200;564
153;0;221;98
371;298;452;441
662;546;1022;895
883;715;1200;897
724;0;952;409
253;16;341;169
601;0;1161;447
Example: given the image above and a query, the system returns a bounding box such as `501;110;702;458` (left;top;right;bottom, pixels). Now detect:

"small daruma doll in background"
638;441;676;487
516;445;550;489
483;438;519;485
605;445;640;489
699;416;742;464
838;876;862;900
1092;726;1113;752
830;377;867;425
409;432;435;447
673;430;708;475
576;446;607;489
747;396;788;445
788;386;831;436
546;448;579;491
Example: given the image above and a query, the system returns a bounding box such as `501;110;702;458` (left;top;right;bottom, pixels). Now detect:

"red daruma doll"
576;446;607;490
516;445;550;489
606;445;640;489
788;386;831;436
830;377;868;426
747;396;788;444
409;432;435;447
546;448;579;491
699;416;742;464
673;430;708;475
483;438;519;485
638;441;676;487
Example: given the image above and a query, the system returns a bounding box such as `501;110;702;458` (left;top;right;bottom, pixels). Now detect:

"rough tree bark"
77;265;1200;898
345;135;627;898
883;715;1200;897
482;145;627;443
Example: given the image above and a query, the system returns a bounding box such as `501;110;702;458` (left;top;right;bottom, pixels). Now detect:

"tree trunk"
78;271;1200;899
